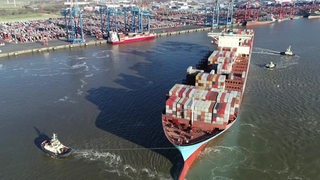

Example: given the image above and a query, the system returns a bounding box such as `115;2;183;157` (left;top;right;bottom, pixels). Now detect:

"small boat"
280;45;294;56
41;133;72;158
265;61;276;69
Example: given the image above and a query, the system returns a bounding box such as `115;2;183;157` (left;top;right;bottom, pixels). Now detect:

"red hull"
178;143;207;180
110;35;155;45
245;21;274;27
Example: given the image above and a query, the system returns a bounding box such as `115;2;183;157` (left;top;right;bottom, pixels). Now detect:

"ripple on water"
72;149;170;179
92;50;111;59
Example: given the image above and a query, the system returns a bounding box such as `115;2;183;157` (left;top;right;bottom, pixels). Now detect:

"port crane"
212;0;220;28
138;9;152;32
206;0;234;28
130;6;140;32
99;1;127;35
98;2;152;38
129;6;153;33
61;0;86;43
226;0;235;26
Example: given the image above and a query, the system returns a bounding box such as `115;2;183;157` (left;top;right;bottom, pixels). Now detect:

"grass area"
0;0;29;9
0;0;63;23
0;13;61;23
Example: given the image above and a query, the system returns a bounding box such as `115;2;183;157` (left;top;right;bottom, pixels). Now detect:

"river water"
0;19;319;180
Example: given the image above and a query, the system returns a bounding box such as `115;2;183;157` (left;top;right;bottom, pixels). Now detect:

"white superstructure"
41;133;72;157
208;29;254;56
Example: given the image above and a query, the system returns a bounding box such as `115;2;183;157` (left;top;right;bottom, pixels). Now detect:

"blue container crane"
212;0;220;28
130;7;140;32
204;7;210;26
100;7;127;37
139;9;152;32
226;0;234;26
61;0;85;43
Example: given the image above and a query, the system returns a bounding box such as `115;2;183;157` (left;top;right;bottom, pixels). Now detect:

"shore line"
0;27;215;59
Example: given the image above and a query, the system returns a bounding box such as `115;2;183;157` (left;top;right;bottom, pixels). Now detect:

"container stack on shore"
0;19;65;44
0;9;208;45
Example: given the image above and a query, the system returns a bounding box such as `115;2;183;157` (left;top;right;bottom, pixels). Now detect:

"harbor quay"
1;0;317;58
0;25;214;59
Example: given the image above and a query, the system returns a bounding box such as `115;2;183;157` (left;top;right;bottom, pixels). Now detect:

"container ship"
107;31;156;44
162;28;255;180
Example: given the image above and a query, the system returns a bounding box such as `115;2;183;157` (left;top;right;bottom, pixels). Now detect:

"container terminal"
0;0;319;47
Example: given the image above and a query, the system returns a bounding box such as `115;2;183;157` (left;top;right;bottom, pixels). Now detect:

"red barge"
107;31;156;44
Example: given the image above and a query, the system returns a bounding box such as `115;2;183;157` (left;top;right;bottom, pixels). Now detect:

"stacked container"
165;84;242;129
195;73;226;90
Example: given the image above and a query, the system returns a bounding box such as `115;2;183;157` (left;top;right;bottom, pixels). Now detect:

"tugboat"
265;61;276;69
41;133;72;158
280;45;294;56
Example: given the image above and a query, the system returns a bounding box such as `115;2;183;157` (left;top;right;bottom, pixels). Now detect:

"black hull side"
280;52;295;56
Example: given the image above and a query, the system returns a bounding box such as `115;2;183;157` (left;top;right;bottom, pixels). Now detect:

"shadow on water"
84;41;212;179
85;72;185;178
86;84;183;179
33;127;49;151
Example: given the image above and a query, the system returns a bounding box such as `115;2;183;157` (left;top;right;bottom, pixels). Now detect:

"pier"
0;27;214;59
156;27;211;37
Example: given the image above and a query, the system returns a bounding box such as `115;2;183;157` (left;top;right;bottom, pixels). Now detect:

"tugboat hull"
41;140;72;158
280;52;295;56
40;137;72;158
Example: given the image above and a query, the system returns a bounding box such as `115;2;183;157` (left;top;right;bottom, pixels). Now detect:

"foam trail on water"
71;62;88;70
72;149;167;179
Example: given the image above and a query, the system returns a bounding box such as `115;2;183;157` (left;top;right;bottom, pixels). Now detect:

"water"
0;19;319;180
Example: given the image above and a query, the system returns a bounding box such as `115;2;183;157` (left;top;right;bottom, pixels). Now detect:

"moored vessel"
107;31;156;45
241;14;276;27
308;10;320;19
41;133;72;158
162;28;255;179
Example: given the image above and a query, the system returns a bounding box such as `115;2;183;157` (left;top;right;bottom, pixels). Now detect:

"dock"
0;26;214;59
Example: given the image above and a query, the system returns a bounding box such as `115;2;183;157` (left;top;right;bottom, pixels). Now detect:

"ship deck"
162;115;226;146
162;29;254;147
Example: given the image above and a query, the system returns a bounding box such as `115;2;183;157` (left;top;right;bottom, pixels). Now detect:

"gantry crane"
139;9;152;32
212;0;220;28
61;0;85;43
226;0;234;26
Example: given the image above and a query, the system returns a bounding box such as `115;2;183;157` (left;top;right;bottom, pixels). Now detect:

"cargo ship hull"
162;29;255;179
244;20;274;27
308;15;320;19
172;118;237;180
241;14;276;27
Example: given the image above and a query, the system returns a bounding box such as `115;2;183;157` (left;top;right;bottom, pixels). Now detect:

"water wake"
71;62;88;70
73;149;167;179
253;47;280;55
92;50;111;59
55;96;76;103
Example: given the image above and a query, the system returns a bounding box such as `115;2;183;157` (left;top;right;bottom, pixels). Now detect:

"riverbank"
0;26;213;59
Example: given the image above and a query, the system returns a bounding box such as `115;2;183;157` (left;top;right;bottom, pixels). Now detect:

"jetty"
0;26;213;58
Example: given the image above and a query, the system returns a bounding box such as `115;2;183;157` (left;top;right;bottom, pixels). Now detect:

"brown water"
0;18;319;180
